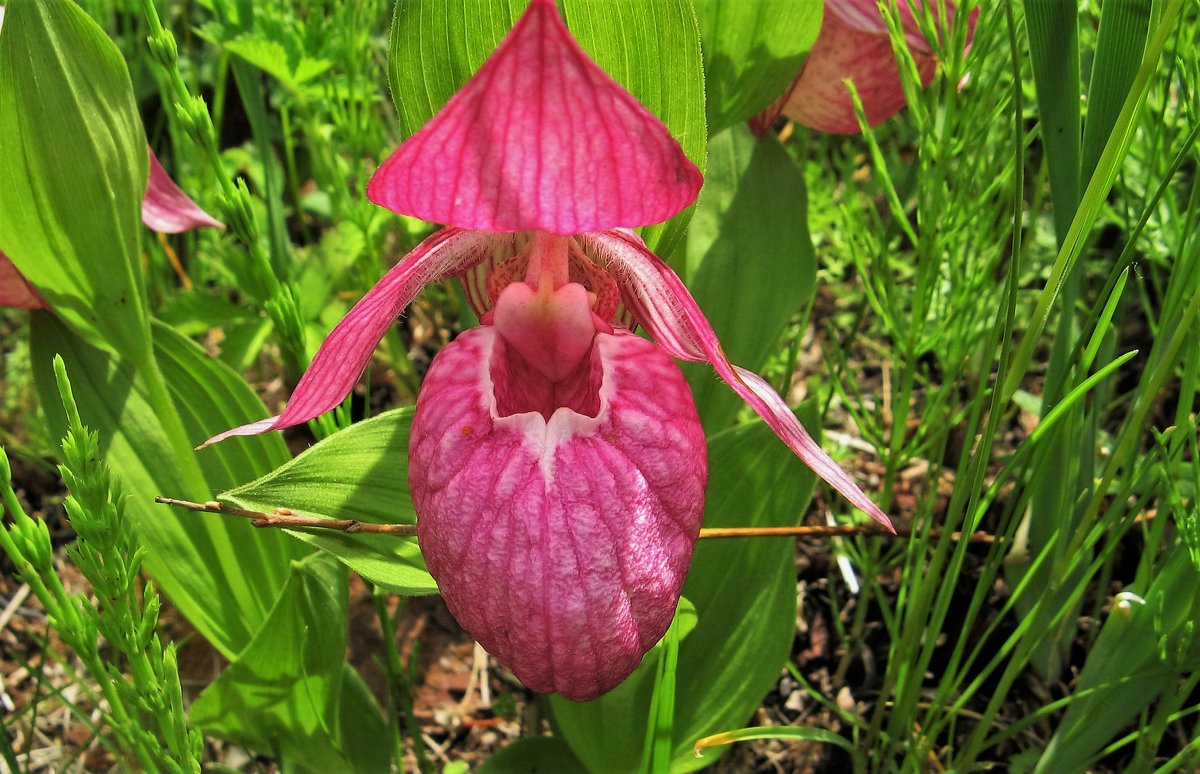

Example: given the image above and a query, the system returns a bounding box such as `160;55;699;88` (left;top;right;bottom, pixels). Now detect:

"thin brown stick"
155;232;193;291
155;496;998;543
153;496;418;535
697;525;996;543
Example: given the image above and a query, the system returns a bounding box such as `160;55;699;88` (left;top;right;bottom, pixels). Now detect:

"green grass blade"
693;726;866;770
1001;0;1186;403
1081;0;1153;174
1024;0;1081;242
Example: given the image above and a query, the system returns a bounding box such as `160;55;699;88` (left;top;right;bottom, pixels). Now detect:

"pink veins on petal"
365;0;702;234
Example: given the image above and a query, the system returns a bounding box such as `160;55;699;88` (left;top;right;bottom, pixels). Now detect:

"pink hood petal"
827;0;933;54
766;0;973;135
366;0;702;234
201;229;506;447
410;325;707;700
582;229;892;531
141;149;224;233
0;252;48;309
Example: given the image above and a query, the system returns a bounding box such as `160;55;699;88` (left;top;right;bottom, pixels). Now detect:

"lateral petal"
201;229;505;446
141;149;224;233
410;325;707;700
366;0;702;234
0;252;47;309
582;229;892;531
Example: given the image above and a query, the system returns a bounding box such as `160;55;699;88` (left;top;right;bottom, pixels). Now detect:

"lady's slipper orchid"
205;0;891;701
754;0;976;135
0;148;221;309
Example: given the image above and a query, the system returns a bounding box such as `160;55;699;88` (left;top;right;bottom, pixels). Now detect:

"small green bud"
147;28;178;69
221;178;260;245
139;592;162;646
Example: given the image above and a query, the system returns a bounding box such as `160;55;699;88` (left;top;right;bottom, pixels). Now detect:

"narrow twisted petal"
0;252;47;309
582;229;892;531
201;229;507;446
366;0;702;234
410;326;707;700
141;149;224;233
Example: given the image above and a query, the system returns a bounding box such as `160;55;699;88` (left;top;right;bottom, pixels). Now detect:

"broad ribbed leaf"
693;0;821;134
221;409;437;596
0;0;150;362
683;125;816;432
30;314;302;658
190;553;390;774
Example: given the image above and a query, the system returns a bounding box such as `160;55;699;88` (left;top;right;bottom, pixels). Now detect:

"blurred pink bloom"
0;254;43;309
205;0;890;701
0;147;221;309
142;151;224;234
754;0;976;135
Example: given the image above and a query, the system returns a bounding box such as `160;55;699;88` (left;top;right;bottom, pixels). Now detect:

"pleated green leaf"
0;0;150;363
683;125;815;432
30;314;304;659
190;553;391;774
221;408;437;596
693;0;821;135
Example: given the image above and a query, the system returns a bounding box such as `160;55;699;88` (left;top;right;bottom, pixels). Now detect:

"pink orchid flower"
204;0;891;701
0;148;222;309
754;0;976;135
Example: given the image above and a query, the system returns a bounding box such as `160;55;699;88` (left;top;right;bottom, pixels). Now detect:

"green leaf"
693;725;865;769
221;409;437;596
190;553;389;773
0;0;151;363
1036;544;1200;773
1001;0;1185;400
1024;0;1081;244
550;409;819;771
683;125;816;430
223;35;333;92
30;312;302;659
641;605;685;773
152;320;291;491
385;0;706;255
693;0;821;135
669;408;820;770
1081;0;1152;180
478;737;585;773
